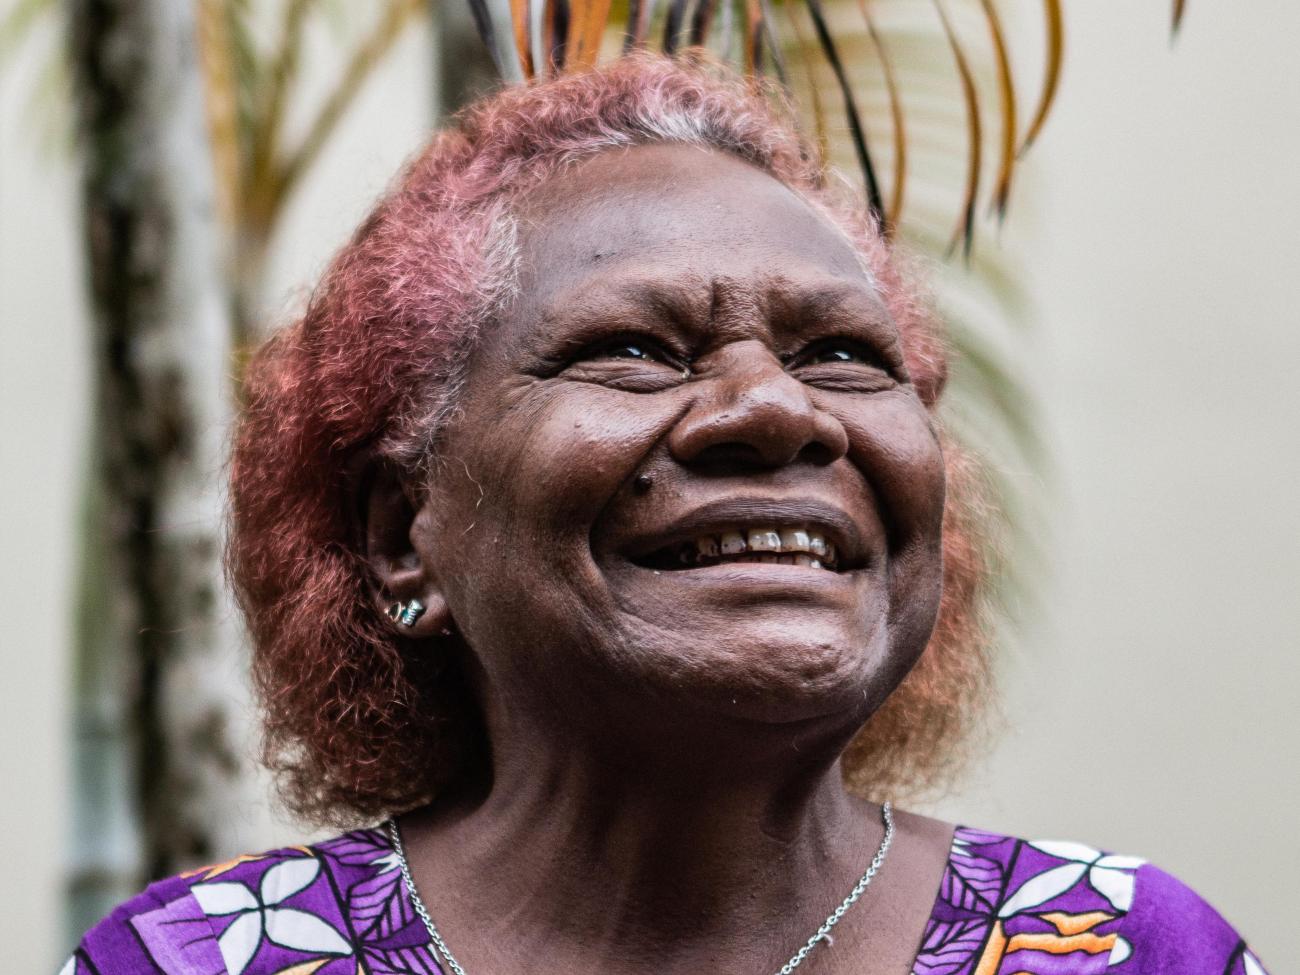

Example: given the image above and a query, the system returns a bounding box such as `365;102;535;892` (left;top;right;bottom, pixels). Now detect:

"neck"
400;704;887;975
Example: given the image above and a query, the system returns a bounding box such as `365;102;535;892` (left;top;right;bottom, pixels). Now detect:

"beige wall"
2;2;1295;968
927;2;1299;964
0;19;84;962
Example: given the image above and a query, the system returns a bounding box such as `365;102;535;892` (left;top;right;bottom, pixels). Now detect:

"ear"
353;457;453;639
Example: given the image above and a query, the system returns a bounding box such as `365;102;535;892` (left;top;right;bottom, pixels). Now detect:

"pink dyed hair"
228;52;991;825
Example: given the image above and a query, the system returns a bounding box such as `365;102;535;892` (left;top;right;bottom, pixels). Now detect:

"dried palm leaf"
931;0;980;257
857;0;907;227
2;0;1191;251
1017;0;1062;155
976;0;1016;219
455;0;1186;249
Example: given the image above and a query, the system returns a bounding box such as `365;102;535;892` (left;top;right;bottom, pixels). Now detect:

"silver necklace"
386;800;894;975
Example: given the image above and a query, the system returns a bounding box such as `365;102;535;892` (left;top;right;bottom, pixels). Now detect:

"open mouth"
635;526;841;572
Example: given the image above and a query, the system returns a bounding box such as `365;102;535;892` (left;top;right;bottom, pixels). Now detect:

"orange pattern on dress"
1042;911;1114;936
1007;930;1117;955
973;920;1007;975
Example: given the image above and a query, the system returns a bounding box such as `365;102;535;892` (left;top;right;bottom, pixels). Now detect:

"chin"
631;618;898;728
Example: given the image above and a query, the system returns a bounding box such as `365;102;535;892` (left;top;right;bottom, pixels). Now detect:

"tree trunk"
65;0;244;935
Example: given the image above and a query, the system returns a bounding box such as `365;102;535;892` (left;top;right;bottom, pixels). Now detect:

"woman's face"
417;144;946;747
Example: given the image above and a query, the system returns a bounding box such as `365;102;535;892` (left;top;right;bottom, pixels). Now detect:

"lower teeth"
687;552;828;570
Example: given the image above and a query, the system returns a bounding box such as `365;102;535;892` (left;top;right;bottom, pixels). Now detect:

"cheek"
442;383;682;569
435;385;686;684
842;395;946;550
841;395;946;657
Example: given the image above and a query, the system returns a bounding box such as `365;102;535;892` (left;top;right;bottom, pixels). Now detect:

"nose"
668;341;850;470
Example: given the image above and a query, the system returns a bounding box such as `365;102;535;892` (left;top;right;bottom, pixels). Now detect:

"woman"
64;55;1269;975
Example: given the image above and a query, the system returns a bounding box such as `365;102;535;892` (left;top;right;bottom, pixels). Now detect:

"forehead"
508;143;880;330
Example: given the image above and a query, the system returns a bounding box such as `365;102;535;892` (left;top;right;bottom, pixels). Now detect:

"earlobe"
354;457;455;639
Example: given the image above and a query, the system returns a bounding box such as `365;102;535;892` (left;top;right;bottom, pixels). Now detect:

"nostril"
798;441;839;467
690;441;774;471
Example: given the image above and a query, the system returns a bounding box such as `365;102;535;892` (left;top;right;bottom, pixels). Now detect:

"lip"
616;496;873;572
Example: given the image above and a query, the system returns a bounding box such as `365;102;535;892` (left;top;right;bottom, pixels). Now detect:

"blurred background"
2;0;1296;968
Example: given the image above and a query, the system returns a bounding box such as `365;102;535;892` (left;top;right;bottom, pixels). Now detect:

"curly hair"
228;52;993;826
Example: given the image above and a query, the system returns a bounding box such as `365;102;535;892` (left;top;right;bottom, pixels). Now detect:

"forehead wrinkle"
530;269;715;334
779;279;891;327
524;264;892;356
706;270;889;345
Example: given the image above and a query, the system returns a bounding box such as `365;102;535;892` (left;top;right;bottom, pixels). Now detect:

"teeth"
780;528;810;551
720;531;746;555
675;526;841;570
695;536;720;558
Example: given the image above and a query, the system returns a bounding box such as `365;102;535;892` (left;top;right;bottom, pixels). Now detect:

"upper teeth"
684;527;838;569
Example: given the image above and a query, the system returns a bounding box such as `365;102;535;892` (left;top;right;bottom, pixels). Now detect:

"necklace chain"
387;800;894;975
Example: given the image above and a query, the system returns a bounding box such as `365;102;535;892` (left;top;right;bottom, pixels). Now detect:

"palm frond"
462;0;1189;247
1;0;1191;249
755;0;787;83
568;0;613;67
250;0;424;235
1017;0;1061;155
661;0;692;55
931;0;981;258
467;0;1024;246
466;0;507;75
857;0;906;226
196;0;242;225
512;0;536;77
804;0;884;219
248;0;316;206
783;0;830;162
975;0;1015;219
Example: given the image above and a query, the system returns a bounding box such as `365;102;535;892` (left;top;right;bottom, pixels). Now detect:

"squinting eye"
584;337;683;368
564;335;688;393
600;343;656;361
798;340;880;367
813;347;866;364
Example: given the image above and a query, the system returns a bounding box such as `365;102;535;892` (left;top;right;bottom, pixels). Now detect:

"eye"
578;335;684;370
562;334;688;393
791;338;885;369
595;342;662;362
788;337;896;392
810;345;869;365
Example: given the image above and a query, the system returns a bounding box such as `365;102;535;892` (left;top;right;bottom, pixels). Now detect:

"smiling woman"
62;53;1270;975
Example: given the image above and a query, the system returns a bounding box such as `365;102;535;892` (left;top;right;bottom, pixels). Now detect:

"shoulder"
913;825;1271;975
61;828;431;975
1113;861;1269;974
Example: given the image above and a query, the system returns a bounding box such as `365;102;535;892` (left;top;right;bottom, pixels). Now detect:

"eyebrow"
528;268;894;362
532;276;709;336
546;269;884;317
781;280;890;323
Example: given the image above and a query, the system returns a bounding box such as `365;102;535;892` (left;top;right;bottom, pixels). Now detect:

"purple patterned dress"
63;825;1270;974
